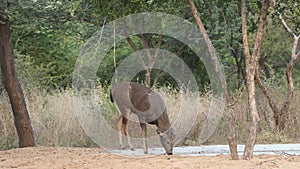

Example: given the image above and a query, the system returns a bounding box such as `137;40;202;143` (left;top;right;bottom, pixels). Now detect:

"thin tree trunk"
138;34;152;87
241;0;258;158
255;11;300;131
241;0;270;160
126;37;151;87
255;69;281;127
234;55;242;89
232;49;245;89
277;13;300;130
0;0;35;147
153;43;184;86
126;34;163;88
189;0;239;160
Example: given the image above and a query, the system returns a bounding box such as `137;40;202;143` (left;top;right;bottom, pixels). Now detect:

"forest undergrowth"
0;86;299;150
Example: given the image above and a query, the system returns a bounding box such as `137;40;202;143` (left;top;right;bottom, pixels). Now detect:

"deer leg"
123;108;134;151
139;122;148;154
116;114;124;149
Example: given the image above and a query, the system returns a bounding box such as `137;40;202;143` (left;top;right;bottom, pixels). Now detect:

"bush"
1;84;299;150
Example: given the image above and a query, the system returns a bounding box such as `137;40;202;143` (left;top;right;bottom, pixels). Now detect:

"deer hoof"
130;147;135;151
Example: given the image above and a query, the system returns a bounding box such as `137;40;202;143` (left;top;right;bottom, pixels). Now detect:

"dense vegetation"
2;0;298;91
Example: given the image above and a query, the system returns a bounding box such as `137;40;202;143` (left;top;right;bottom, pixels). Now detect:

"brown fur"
110;82;174;155
129;82;151;112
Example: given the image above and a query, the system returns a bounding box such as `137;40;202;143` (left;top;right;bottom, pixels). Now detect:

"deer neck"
157;111;171;132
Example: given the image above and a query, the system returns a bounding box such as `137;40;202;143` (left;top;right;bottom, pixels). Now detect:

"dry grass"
0;89;95;150
0;86;299;150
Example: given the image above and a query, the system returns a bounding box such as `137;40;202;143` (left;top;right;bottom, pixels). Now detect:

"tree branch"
138;34;152;64
126;37;147;69
278;13;296;37
255;68;281;121
154;34;163;59
292;35;300;60
252;0;270;60
148;34;164;69
241;0;251;61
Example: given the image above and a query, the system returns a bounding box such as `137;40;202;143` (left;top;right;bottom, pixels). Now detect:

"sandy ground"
0;147;299;169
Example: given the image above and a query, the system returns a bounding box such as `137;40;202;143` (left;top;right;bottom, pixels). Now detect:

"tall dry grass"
0;86;299;150
0;89;95;150
203;88;300;145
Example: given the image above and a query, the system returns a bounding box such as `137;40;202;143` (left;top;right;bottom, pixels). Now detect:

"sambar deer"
110;82;175;155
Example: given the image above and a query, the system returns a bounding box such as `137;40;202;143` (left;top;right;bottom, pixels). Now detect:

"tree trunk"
189;0;239;160
232;49;246;89
255;68;281;128
145;68;151;88
277;13;300;130
241;0;258;158
126;34;163;88
126;36;150;86
255;11;300;131
0;0;35;147
241;0;270;160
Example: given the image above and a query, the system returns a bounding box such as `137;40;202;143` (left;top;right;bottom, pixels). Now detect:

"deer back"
111;82;167;124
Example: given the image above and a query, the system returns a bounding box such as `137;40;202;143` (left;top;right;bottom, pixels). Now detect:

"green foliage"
274;0;300;35
7;0;96;90
193;0;245;89
91;0;189;21
97;39;135;85
261;1;300;88
2;0;298;92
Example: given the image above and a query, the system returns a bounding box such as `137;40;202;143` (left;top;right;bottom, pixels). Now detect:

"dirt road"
0;147;299;169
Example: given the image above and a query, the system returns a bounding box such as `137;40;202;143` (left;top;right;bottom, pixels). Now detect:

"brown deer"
110;82;175;155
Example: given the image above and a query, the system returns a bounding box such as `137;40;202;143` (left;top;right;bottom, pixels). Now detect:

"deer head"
158;127;175;155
